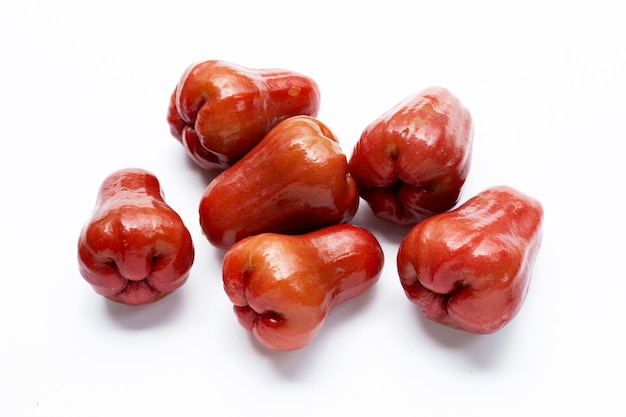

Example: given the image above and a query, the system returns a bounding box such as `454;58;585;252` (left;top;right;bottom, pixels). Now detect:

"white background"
2;1;624;415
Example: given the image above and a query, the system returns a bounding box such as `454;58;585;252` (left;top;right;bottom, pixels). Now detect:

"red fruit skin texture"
396;185;544;334
222;224;385;351
199;115;360;250
77;168;195;306
348;86;474;226
167;60;320;171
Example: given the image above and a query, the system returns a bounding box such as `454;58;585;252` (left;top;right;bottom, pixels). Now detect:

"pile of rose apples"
77;60;544;351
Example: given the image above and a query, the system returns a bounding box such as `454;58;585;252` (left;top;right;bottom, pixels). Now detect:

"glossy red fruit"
167;60;320;171
397;185;544;334
222;224;385;351
78;168;195;306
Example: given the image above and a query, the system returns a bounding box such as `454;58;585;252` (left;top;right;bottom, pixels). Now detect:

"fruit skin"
167;59;320;171
396;185;544;334
199;115;360;250
222;224;385;351
348;86;474;226
77;168;195;306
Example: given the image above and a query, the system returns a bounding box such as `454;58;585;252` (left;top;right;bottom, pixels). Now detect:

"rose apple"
348;86;473;225
77;168;195;306
222;224;385;351
397;185;543;333
199;115;359;250
167;59;320;170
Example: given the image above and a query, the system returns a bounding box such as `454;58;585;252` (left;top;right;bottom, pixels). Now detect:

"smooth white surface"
2;1;625;415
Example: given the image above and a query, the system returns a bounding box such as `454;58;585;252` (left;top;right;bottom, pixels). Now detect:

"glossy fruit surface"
222;224;385;351
78;168;195;306
199;115;359;250
167;60;320;170
397;185;543;333
349;86;473;225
